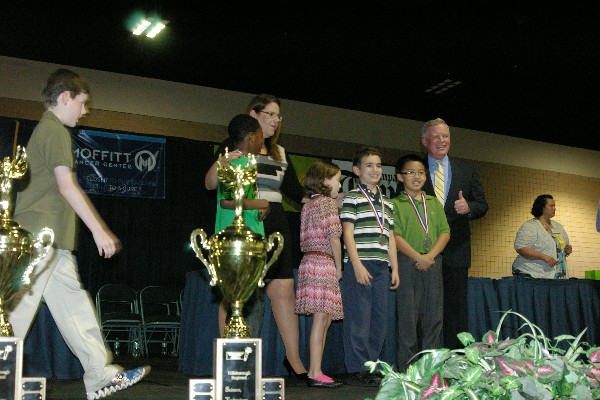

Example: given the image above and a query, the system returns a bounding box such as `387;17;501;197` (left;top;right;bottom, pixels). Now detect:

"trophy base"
187;338;285;400
223;316;251;338
188;377;284;400
0;298;15;336
0;321;14;336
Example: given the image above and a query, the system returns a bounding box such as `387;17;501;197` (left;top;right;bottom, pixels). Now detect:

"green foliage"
364;310;600;400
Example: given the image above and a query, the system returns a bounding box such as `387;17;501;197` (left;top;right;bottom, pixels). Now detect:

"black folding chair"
95;283;145;356
139;285;181;356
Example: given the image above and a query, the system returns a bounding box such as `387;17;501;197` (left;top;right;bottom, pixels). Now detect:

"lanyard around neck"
358;185;384;233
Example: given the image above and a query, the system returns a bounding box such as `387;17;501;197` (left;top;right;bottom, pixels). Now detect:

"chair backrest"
96;283;139;317
138;286;180;324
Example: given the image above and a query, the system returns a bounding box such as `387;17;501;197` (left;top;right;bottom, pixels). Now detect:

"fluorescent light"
425;80;462;94
146;21;167;38
131;16;168;38
132;19;151;35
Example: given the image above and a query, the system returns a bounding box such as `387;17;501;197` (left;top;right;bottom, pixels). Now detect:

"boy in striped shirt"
340;146;399;386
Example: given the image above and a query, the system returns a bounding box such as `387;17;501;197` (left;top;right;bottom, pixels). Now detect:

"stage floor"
42;355;381;400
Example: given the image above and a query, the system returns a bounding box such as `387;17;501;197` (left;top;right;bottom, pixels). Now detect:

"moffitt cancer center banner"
73;130;166;199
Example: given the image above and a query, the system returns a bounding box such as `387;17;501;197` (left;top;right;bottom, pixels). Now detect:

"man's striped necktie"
434;160;445;205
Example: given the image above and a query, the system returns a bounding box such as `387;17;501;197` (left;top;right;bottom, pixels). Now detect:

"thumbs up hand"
454;190;470;214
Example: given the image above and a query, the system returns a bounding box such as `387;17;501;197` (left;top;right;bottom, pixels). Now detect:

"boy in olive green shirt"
390;153;449;372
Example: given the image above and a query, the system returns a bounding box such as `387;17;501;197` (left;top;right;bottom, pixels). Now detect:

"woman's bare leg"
266;278;307;374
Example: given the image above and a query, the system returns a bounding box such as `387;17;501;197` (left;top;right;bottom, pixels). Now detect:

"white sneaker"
86;365;150;399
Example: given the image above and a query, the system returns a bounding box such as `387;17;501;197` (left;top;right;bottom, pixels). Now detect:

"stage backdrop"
0;116;400;298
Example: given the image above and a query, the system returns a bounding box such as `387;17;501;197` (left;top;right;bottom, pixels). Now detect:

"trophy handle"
21;227;55;286
257;232;284;288
190;228;218;286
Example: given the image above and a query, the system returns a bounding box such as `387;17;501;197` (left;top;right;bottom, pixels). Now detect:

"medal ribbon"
405;191;429;237
358;184;384;233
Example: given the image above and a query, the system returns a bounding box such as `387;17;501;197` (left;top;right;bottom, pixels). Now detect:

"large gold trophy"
0;146;54;336
190;151;283;338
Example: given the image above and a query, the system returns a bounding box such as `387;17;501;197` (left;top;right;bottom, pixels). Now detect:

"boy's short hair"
352;146;382;167
303;159;340;197
227;114;260;147
395;153;425;173
42;68;90;108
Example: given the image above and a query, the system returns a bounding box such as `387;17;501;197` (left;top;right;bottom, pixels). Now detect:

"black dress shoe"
345;371;381;387
307;378;343;388
282;357;308;381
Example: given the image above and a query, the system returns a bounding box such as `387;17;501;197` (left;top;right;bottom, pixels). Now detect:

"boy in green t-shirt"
215;114;270;337
390;153;450;372
215;114;269;234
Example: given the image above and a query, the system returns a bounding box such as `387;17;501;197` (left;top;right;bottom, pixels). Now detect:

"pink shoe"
307;372;342;388
310;373;333;383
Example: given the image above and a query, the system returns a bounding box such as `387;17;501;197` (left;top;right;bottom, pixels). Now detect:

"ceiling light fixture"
132;19;152;35
425;79;462;94
131;17;168;38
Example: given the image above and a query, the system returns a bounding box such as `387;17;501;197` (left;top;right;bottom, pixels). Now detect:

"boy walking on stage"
10;68;149;399
340;146;399;386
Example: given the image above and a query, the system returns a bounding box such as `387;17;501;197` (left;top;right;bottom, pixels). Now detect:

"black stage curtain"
77;136;217;297
1;117;218;298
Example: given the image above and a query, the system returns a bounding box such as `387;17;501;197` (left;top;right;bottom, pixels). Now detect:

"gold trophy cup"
190;151;283;338
0;147;54;336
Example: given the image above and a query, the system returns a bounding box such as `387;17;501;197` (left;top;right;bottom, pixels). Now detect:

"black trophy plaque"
215;338;260;400
0;338;22;400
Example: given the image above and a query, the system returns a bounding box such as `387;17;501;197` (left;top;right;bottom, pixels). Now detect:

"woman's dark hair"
531;194;553;217
244;94;282;161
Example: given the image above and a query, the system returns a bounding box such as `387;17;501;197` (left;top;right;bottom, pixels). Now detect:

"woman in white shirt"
512;194;572;279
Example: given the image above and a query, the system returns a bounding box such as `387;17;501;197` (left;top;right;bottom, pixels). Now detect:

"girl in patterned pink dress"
295;160;344;388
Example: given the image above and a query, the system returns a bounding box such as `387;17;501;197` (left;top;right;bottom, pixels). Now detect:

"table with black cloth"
179;272;600;376
467;277;600;346
23;302;84;379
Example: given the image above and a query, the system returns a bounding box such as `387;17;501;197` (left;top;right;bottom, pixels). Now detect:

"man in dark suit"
421;118;488;349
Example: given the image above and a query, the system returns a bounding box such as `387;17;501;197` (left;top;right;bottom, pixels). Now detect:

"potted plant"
365;310;600;399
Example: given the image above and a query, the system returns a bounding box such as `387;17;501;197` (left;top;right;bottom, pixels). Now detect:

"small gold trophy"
190;150;283;338
0;147;54;336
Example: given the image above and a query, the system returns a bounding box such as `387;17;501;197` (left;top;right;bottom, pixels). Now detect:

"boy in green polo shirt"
390;153;450;372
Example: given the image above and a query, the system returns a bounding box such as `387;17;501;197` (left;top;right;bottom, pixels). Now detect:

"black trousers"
442;267;469;349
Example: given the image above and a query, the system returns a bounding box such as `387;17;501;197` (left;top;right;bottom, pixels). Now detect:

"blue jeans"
341;259;390;373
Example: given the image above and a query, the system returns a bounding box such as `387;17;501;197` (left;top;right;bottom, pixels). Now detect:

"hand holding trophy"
190;149;283;338
0;146;54;336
